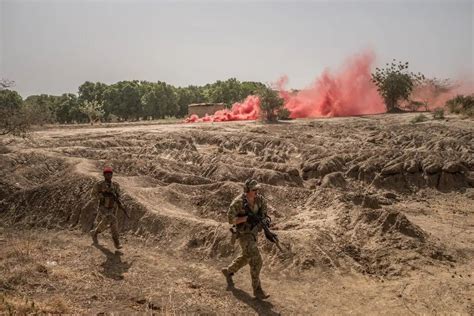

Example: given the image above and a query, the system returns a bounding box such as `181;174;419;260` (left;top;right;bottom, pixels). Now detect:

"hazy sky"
1;0;473;97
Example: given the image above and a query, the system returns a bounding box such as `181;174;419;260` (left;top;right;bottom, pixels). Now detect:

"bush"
410;114;428;124
277;107;292;120
372;60;424;112
445;95;474;117
258;87;286;122
432;108;445;120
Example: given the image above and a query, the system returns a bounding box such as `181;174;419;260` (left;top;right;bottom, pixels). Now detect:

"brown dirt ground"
1;113;473;314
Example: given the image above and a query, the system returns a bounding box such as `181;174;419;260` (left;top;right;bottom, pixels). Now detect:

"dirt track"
1;113;473;314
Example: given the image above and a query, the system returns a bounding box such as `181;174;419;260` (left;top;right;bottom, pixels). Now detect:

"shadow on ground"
93;243;132;280
229;286;279;316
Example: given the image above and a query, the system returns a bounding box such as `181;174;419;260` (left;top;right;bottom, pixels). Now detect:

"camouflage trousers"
227;233;262;291
92;206;120;247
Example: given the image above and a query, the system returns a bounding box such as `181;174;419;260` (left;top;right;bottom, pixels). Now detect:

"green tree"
79;100;105;124
23;94;60;125
205;78;250;107
141;81;177;119
0;89;22;111
372;60;424;112
258;87;286;122
241;81;266;97
103;81;142;120
176;85;206;117
78;81;108;104
55;93;87;123
0;89;30;136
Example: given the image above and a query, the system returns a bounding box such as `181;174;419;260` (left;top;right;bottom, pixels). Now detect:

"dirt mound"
298;122;473;192
334;205;453;276
333;181;463;276
353;208;426;241
202;162;302;187
302;155;346;180
0;152;70;201
1;152;450;277
1;114;471;280
321;172;347;188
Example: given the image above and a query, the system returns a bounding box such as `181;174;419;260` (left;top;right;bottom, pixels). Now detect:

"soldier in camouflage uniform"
222;179;270;300
90;166;122;249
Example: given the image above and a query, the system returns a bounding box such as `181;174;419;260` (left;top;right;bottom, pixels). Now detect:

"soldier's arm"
92;182;102;206
228;199;247;225
114;182;121;198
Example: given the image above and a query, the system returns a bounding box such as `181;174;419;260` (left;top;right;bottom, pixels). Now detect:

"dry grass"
0;231;72;314
1;233;39;289
0;294;70;314
410;113;429;124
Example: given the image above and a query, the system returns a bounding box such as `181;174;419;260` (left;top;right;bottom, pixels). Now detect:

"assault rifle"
102;188;130;219
111;191;130;219
246;213;284;252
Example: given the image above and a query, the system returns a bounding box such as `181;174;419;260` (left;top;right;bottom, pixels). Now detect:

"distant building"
188;103;226;117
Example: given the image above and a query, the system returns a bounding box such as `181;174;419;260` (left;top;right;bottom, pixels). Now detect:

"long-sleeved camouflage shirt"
94;180;121;209
228;193;268;235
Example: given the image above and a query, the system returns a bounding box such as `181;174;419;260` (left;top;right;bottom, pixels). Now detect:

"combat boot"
90;230;98;244
253;286;270;300
221;268;234;287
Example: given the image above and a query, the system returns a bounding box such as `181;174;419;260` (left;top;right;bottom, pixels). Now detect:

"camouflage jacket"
94;180;121;209
228;193;268;235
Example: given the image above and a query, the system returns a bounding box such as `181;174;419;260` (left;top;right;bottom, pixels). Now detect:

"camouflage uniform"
91;180;122;248
226;192;268;293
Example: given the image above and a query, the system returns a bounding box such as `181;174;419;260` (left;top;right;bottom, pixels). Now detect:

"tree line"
0;78;267;125
1;59;472;137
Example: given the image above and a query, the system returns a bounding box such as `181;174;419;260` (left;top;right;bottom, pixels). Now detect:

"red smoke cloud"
409;77;474;110
185;95;260;123
185;51;386;123
279;51;385;117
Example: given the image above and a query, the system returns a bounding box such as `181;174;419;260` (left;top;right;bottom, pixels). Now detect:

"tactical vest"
97;181;119;209
236;194;263;233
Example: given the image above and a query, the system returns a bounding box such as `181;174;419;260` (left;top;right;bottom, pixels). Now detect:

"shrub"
258;87;286;122
372;59;424;112
432;108;445;120
410;114;428;124
445;95;474;117
277;107;292;120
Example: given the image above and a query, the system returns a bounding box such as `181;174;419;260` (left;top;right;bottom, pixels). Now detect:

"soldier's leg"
91;210;108;243
227;234;251;274
248;240;263;292
109;214;121;249
94;213;111;234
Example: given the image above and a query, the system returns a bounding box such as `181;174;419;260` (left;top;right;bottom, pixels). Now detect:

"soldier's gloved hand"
246;213;260;227
235;216;248;225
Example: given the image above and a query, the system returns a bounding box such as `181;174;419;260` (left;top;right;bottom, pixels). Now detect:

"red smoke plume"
184;95;260;123
409;77;474;110
185;51;386;123
279;51;385;117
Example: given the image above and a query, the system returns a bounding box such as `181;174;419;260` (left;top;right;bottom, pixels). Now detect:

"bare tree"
0;78;14;90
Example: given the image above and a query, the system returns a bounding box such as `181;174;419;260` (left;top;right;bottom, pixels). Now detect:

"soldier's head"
244;178;260;199
103;166;113;182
